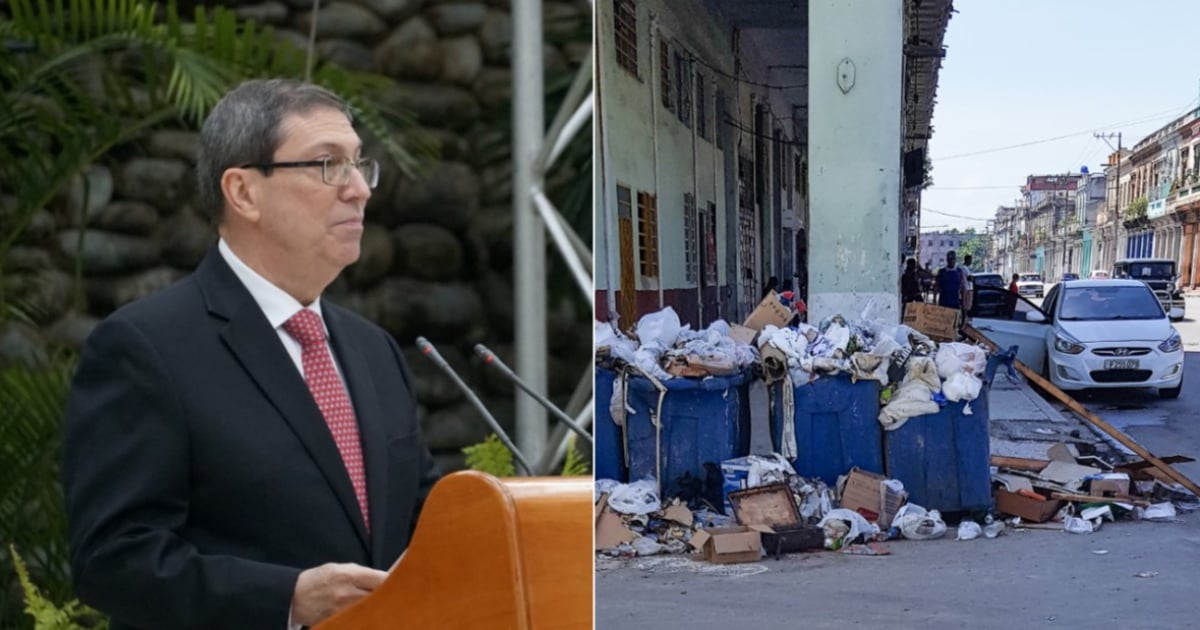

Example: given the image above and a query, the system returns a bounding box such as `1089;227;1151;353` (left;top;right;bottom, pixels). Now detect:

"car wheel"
1160;383;1182;399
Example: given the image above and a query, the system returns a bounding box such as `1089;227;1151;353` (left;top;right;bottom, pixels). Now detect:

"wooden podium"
316;471;593;629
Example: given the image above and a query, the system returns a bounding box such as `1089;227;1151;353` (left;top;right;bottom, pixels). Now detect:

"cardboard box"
742;291;793;331
594;494;635;550
995;489;1063;523
838;468;906;528
729;324;758;346
1089;473;1131;498
902;302;961;341
690;526;764;564
729;483;801;529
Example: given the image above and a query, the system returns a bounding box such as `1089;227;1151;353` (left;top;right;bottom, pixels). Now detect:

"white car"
1016;273;1044;298
969;280;1184;399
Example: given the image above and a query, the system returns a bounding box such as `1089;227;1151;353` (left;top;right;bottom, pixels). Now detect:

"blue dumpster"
883;353;1007;513
768;375;884;486
625;369;753;505
594;367;627;482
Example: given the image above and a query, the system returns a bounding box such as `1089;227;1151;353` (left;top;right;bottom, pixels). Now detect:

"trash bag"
1064;516;1094;534
935;342;988;379
818;508;881;549
893;504;947;540
635;307;683;348
942;371;983;402
607;479;662;515
956;521;982;541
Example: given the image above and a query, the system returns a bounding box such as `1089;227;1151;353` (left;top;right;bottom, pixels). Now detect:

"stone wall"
1;0;593;472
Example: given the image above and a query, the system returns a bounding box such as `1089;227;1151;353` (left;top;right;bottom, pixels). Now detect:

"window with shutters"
704;201;718;286
683;193;698;283
637;192;659;278
613;0;638;77
659;37;672;111
695;72;707;140
714;88;725;150
675;51;690;128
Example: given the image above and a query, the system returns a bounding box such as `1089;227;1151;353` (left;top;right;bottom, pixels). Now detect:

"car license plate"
1103;359;1139;370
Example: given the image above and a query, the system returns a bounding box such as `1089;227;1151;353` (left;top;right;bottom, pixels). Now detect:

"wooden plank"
964;324;1200;498
1120;455;1196;471
1050;492;1150;508
991;455;1050;472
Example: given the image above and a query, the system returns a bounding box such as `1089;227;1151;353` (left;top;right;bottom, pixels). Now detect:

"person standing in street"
934;250;963;309
901;257;923;304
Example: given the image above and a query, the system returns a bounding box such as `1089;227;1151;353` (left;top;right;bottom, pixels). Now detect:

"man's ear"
221;167;261;223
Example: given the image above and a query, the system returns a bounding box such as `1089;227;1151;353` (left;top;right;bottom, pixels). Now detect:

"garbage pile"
989;441;1196;534
595;307;758;381
597;294;999;431
596;458;961;562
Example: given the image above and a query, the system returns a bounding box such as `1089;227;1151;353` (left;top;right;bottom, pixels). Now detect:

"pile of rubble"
595;448;1197;564
990;442;1195;534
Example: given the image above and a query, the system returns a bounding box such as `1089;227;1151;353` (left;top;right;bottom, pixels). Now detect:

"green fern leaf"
462;434;516;478
560;434;590;476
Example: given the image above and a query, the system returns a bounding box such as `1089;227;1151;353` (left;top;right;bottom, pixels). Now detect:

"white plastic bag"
956;521;982;541
634;307;683;348
818;508;881;549
942;371;983;402
1143;502;1177;522
894;504;947;540
935;342;988;379
607;479;662;515
1064;516;1094;534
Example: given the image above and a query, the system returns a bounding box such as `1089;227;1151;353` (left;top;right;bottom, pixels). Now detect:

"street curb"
1010;376;1137;458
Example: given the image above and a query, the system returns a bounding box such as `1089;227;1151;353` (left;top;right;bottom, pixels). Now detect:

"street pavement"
595;297;1200;630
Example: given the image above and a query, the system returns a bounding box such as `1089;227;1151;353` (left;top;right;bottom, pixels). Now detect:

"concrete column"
1182;222;1196;287
807;0;903;323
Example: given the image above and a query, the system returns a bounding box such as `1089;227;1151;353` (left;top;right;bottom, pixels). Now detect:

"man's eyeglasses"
241;156;380;189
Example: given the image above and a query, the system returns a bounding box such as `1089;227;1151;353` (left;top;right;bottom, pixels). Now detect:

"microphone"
473;344;594;447
415;337;535;476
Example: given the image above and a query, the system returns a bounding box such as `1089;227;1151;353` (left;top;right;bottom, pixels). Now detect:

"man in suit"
62;79;441;629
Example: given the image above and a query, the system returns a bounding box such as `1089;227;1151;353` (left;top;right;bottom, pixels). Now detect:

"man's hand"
290;563;388;627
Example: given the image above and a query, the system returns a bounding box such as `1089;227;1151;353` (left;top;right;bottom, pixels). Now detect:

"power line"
932;100;1198;161
922;207;991;222
931;185;1021;190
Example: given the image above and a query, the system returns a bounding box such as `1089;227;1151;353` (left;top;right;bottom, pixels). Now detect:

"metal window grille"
695;72;706;140
659;37;672;111
684;193;698;283
614;0;638;76
637;192;659;278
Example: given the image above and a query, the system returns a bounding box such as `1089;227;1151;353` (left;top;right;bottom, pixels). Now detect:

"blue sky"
923;1;1200;231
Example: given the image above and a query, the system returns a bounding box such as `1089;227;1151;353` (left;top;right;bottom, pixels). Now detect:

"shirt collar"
217;238;325;331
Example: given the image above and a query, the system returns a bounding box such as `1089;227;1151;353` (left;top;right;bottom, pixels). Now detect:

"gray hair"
196;79;354;223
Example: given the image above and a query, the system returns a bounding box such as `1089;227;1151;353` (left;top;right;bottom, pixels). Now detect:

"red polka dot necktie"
283;309;369;532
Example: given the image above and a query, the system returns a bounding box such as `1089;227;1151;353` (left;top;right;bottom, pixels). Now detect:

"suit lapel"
324;304;391;568
196;249;370;555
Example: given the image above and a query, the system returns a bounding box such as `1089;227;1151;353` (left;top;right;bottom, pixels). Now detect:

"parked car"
1112;258;1186;321
1016;273;1044;298
969;280;1184;398
1060;272;1079;283
972;272;1006;289
1089;269;1110;280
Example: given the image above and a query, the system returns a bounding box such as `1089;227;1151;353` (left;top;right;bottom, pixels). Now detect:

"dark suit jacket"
62;248;441;630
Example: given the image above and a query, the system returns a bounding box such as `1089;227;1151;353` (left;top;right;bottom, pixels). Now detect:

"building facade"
596;0;952;330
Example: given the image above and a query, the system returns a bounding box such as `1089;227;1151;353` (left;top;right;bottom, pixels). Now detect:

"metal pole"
513;0;547;465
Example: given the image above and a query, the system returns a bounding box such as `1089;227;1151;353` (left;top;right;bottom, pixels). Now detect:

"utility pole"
1095;131;1122;268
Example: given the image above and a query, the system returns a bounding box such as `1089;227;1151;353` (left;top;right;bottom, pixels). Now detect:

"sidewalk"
987;372;1128;462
